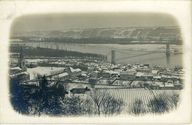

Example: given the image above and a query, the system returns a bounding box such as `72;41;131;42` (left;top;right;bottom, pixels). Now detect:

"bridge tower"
111;50;116;65
18;46;26;70
166;43;170;56
166;43;170;65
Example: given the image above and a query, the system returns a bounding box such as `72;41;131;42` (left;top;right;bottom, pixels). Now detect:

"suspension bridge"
108;43;174;65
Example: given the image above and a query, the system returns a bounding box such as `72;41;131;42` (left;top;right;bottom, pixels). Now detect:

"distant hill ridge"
11;26;182;44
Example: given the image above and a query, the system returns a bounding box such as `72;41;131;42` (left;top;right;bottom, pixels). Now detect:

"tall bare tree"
90;89;124;116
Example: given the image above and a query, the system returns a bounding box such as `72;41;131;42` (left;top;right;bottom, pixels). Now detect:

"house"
153;75;162;81
143;81;153;88
10;71;30;82
120;71;136;80
101;70;111;78
10;67;22;74
144;73;154;80
154;81;164;89
135;72;145;80
136;68;151;73
164;80;174;88
66;67;82;77
22;80;39;86
143;64;150;68
26;62;38;68
135;72;153;81
174;80;183;89
110;71;119;78
131;81;143;88
161;75;172;81
139;64;150;68
87;67;95;73
170;75;180;80
88;78;97;84
70;87;90;94
152;70;159;75
90;71;99;78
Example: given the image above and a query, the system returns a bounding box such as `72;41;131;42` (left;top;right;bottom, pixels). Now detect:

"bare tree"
80;98;94;115
89;89;124;116
102;94;124;116
89;89;107;115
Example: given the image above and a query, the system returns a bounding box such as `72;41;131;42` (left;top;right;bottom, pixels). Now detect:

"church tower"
18;46;26;71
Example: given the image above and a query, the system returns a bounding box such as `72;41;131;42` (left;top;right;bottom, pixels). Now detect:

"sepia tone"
9;13;183;116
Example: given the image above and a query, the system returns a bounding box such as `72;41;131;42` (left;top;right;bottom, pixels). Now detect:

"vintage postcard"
0;0;191;124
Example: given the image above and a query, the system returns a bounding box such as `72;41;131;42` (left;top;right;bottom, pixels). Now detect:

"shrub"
130;99;146;115
147;93;180;114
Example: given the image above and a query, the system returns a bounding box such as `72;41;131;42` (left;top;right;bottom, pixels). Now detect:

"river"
12;42;183;67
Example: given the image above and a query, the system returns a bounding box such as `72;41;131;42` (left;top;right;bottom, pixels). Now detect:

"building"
152;69;159;75
164;80;174;88
70;87;90;94
10;67;23;74
101;70;111;78
136;68;151;73
101;70;119;78
10;71;30;82
120;71;136;80
90;71;99;78
65;67;82;78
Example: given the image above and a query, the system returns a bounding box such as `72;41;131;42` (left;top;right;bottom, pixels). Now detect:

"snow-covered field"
70;88;181;114
25;59;48;63
27;66;65;79
96;88;180;113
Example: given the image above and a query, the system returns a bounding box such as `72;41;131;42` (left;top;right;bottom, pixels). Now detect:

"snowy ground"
25;59;48;63
27;66;65;80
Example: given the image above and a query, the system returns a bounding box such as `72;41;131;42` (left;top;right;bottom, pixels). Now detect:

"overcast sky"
11;13;179;33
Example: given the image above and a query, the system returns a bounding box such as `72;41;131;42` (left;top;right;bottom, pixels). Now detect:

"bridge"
109;43;172;65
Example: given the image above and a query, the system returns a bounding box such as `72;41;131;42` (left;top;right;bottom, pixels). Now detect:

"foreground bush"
10;77;123;116
130;99;146;115
130;92;180;115
147;92;180;114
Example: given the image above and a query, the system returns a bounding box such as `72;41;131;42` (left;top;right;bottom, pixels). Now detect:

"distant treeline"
11;36;182;45
10;45;106;59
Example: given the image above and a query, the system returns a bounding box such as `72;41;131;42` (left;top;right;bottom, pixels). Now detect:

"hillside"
11;26;182;44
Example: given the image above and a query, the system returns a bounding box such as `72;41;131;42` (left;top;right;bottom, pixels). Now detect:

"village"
9;51;184;95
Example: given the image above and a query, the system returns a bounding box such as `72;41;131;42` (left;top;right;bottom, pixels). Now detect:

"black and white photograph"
0;0;191;124
9;13;184;116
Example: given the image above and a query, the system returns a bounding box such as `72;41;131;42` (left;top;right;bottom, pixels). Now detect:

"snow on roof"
171;76;180;79
104;70;119;74
23;81;38;85
136;72;144;76
152;70;159;74
10;67;22;71
127;69;136;72
70;67;81;72
81;73;87;76
10;71;29;78
144;73;153;76
58;72;69;77
153;76;161;79
94;71;99;73
120;71;135;75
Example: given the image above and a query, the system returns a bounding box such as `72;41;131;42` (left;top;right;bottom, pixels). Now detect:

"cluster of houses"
86;63;183;89
9;57;184;91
